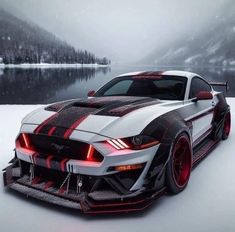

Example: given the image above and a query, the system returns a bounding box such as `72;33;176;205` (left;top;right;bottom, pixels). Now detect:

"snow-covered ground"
0;100;235;232
0;63;108;69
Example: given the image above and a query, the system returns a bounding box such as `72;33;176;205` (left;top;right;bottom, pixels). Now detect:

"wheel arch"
141;112;192;190
211;92;231;140
165;131;192;193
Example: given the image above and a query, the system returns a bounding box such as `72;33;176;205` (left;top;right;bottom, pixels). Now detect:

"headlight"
107;135;159;150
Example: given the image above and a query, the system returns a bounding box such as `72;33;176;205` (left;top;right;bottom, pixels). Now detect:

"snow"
1;100;235;232
207;41;222;55
0;63;109;69
160;47;187;61
229;60;235;66
184;54;202;64
171;47;187;56
209;56;224;64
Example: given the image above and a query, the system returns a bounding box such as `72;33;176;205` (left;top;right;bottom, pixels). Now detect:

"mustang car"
3;70;231;214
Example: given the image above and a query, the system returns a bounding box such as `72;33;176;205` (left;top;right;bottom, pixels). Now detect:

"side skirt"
192;137;219;167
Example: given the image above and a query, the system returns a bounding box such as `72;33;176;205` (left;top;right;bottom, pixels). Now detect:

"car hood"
22;96;187;138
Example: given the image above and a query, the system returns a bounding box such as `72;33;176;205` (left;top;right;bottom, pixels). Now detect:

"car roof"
117;70;201;81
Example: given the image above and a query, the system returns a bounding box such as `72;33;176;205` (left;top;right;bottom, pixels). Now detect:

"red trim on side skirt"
192;140;219;166
193;127;212;147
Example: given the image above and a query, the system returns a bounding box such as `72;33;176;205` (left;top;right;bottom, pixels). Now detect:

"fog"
0;0;231;63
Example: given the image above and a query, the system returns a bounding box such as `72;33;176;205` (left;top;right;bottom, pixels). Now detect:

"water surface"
0;65;234;104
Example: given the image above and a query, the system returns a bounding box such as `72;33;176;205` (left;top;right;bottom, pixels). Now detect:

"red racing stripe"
63;115;88;139
48;126;56;136
34;113;58;134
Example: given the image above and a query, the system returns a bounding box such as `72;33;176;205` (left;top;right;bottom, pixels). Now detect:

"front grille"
19;161;142;195
26;134;103;162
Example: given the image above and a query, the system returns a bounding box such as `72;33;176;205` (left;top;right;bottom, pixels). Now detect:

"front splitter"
3;162;166;214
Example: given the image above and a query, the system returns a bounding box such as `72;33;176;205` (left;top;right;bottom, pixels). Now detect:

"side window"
189;77;211;99
103;80;133;96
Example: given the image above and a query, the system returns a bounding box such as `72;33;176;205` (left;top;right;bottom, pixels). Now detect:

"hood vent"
72;102;104;109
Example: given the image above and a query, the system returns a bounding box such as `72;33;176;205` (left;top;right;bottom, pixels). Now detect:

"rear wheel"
222;111;231;140
166;133;192;194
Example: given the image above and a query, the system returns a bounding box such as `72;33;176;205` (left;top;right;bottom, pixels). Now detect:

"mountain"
142;2;235;67
0;9;110;65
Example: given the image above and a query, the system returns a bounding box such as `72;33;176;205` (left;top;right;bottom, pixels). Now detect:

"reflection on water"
0;65;234;104
0;67;110;104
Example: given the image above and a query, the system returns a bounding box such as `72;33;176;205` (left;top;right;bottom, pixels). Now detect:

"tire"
222;111;231;140
166;133;192;194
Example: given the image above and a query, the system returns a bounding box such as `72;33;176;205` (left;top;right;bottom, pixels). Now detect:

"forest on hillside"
0;9;110;65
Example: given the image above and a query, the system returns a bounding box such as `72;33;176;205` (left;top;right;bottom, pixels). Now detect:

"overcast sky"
0;0;231;63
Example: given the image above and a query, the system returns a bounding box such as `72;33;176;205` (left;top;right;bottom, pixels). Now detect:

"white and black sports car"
3;71;231;214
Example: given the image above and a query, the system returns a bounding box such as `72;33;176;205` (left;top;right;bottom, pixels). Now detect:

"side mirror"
193;91;213;102
87;90;96;97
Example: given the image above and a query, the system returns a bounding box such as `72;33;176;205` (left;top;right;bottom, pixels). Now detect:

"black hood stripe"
63;115;88;138
34;113;58;134
86;97;160;117
98;100;161;117
46;97;160;114
34;108;94;137
36;96;161;138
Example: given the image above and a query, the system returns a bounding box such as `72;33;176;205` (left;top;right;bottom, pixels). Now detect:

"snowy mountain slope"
143;1;235;67
0;9;109;64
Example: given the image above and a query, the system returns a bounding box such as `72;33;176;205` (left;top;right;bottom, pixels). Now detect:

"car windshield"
95;75;187;100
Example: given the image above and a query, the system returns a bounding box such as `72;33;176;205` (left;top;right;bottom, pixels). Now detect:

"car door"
187;76;215;144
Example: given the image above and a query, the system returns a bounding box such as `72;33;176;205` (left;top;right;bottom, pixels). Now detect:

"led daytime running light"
107;139;129;150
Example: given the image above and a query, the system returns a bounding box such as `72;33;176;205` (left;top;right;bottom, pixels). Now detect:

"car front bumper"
3;158;166;214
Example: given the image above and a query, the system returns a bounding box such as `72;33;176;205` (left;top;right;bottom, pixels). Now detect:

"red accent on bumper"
46;155;53;169
60;158;69;172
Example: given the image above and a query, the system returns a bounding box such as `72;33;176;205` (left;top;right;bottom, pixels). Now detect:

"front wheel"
166;133;192;194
